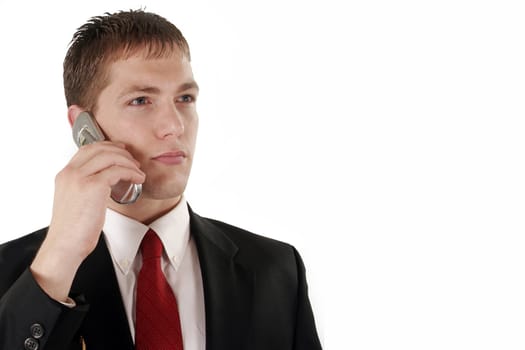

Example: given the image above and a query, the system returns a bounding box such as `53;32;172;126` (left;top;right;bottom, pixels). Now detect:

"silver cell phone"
72;111;142;204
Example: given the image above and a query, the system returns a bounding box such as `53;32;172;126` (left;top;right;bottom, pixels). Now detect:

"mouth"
152;150;186;165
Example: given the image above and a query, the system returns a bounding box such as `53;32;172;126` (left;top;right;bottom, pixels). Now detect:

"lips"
152;150;186;165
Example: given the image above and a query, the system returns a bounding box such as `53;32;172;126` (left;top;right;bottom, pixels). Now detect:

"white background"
1;0;524;349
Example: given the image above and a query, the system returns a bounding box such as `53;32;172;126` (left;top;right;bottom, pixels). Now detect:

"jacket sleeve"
292;248;323;350
0;268;89;350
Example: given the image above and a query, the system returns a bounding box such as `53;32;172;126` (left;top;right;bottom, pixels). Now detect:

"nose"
155;101;185;139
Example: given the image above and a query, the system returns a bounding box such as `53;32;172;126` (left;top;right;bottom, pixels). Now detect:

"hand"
30;141;145;302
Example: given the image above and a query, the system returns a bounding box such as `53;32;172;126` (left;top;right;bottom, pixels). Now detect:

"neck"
107;195;182;225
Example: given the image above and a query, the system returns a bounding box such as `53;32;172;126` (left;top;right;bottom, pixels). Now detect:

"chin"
141;181;187;201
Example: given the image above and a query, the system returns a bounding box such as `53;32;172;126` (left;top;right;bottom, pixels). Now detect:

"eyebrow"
179;81;199;92
118;80;199;99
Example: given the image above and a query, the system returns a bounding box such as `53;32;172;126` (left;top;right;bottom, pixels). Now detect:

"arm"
0;269;88;350
0;141;144;349
292;248;323;350
31;142;145;303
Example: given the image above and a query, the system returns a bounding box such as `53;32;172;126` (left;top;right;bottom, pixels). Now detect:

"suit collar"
188;207;238;259
189;207;255;350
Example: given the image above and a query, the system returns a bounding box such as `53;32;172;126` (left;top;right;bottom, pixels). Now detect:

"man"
0;9;321;350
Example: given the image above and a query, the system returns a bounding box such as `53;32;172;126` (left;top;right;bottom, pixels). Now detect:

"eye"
177;95;195;103
129;96;149;106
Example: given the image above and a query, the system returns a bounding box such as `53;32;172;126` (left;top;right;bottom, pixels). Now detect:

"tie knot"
140;229;164;260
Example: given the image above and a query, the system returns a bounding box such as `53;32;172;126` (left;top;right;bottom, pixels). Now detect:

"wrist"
30;237;85;303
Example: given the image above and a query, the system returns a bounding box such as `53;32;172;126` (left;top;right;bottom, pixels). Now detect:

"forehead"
104;48;194;89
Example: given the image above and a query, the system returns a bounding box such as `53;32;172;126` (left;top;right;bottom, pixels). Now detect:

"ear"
67;105;85;127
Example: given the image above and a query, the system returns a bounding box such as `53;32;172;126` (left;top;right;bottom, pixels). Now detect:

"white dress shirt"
103;197;205;350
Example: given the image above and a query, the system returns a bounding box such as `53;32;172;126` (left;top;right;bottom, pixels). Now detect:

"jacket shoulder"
0;227;48;257
0;228;48;290
201;214;292;247
194;214;299;271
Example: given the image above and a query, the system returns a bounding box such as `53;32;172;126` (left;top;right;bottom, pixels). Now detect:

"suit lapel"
66;207;254;350
190;209;255;350
71;235;134;349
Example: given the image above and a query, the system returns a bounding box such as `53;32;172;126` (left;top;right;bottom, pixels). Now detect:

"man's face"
92;49;199;201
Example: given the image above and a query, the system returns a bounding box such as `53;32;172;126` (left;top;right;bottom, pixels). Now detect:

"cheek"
93;112;126;141
125;134;150;158
106;122;151;160
105;116;148;141
186;116;199;145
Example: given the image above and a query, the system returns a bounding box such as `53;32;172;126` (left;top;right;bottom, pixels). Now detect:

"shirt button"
30;323;45;339
24;337;39;350
121;259;130;269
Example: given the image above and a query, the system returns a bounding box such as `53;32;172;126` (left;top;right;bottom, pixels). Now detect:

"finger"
70;142;139;168
90;165;146;188
76;152;143;178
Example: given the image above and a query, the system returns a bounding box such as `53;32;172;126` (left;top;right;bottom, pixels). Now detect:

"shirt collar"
103;197;190;275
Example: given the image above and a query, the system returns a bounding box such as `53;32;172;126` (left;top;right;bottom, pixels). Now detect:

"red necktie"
135;229;183;350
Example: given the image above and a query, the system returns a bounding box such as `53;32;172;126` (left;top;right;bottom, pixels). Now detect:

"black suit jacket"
0;208;322;350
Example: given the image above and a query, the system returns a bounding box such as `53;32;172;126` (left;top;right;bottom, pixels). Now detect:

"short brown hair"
63;9;190;110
